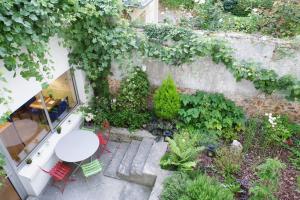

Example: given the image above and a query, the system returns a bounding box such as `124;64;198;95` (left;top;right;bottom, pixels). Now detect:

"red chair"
97;120;111;158
40;162;74;193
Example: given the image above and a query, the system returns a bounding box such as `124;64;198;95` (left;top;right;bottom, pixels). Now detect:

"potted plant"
56;126;62;134
26;158;32;165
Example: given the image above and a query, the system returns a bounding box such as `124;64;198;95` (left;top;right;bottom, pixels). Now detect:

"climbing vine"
0;0;138;122
140;24;300;101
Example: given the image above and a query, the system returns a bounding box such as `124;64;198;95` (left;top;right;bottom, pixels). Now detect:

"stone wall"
110;31;300;123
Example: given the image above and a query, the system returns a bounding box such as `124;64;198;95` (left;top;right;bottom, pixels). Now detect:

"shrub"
160;172;191;200
261;114;293;147
154;75;180;120
160;132;203;171
161;172;234;200
250;158;285;200
260;1;300;37
110;110;150;131
242;118;260;152
214;146;243;177
160;0;195;9
184;174;234;200
116;67;150;113
178;91;245;141
80;96;111;127
110;67;150;130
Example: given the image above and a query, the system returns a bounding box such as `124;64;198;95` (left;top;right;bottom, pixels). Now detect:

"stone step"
117;140;141;178
131;138;154;176
118;138;154;186
118;183;151;200
103;142;129;179
142;139;168;184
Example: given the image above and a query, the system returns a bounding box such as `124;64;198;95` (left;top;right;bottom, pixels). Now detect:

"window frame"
13;69;80;169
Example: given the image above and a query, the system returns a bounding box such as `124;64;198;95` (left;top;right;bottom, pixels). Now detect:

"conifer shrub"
154;75;180;120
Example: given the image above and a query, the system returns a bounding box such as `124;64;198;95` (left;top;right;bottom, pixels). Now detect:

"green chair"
81;160;102;179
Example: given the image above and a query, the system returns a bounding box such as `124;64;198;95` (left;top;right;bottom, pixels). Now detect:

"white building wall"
0;37;88;116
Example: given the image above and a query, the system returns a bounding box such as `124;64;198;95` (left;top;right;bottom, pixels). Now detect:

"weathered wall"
110;31;300;123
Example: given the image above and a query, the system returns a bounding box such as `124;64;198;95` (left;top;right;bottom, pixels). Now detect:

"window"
41;71;78;127
0;94;50;165
0;70;78;166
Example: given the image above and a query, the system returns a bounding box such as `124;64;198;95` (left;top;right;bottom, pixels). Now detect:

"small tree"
154;75;180;120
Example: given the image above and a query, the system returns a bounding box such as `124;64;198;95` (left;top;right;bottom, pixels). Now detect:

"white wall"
0;37;88;116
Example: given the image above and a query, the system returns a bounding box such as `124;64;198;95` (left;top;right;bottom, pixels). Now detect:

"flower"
265;113;278;128
194;0;205;4
141;65;147;72
85;113;94;122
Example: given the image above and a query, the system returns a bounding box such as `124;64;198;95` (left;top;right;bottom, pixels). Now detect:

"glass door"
0;178;21;200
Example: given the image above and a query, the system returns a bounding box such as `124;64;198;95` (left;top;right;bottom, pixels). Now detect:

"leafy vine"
140;24;300;101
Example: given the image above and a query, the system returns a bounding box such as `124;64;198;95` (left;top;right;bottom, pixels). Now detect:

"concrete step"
118;138;154;186
103;142;129;179
110;128;155;143
142;139;168;184
118;183;151;200
131;138;154;176
117;140;141;178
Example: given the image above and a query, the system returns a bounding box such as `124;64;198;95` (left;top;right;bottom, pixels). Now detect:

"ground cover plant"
161;172;234;200
178;91;245;141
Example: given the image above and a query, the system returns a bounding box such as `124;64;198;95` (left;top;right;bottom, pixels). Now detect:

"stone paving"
38;141;151;200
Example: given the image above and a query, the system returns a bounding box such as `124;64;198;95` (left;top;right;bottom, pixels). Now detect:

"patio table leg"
71;161;83;176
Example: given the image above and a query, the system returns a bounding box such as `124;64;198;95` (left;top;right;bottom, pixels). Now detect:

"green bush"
161;172;234;200
160;0;195;9
160;172;191;200
110;110;150;131
183;174;235;200
178;91;245;141
250;158;285;200
110;67;151;130
261;114;293;147
80;96;111;127
242;118;260;152
160;132;203;171
214;146;243;176
116;67;150;112
260;1;300;38
154;75;180;120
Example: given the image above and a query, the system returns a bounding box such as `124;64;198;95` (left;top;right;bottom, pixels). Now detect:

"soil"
197;146;300;200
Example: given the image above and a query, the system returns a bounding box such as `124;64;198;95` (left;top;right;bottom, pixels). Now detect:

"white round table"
55;130;99;163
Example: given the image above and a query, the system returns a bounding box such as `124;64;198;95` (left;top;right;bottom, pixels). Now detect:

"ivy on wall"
140;24;300;101
0;0;138;121
0;1;299;126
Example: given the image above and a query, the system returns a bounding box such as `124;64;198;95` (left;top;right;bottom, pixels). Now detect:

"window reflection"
0;94;50;165
41;71;77;127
